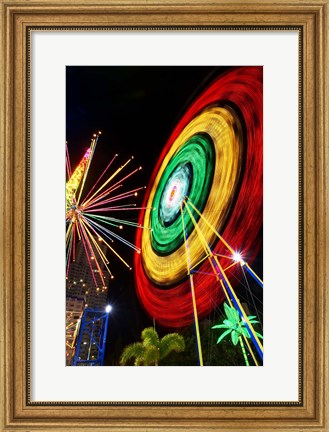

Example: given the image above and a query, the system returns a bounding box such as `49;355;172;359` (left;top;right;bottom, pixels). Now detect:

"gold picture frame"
1;0;328;430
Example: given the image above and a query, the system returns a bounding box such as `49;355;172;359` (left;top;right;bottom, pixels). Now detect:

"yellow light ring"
141;105;243;285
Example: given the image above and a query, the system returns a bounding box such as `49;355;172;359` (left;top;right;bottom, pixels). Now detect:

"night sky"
66;66;263;366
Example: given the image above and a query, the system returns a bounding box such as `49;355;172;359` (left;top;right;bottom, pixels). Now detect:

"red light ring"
134;67;263;328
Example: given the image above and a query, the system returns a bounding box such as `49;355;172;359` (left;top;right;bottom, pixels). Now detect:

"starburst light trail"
66;132;149;289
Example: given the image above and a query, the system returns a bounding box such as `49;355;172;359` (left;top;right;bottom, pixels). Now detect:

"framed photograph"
1;1;328;431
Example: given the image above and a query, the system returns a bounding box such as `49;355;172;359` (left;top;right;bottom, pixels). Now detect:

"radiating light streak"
80;217;109;265
223;261;239;272
82;157;133;208
72;226;76;262
215;253;236;260
189;254;210;271
84;213;150;230
86;186;146;210
181;204;203;366
218;267;261;364
66;142;72;179
240;264;263;330
66;134;145;286
85;216;141;252
86;205;150;213
190;270;221;278
87;218;138;262
186;198;235;256
84;168;143;209
242;332;259;366
66;230;73;276
79;225;99;287
243;262;264;287
184;200;262;365
81;211;132;270
214;255;263;358
79;218;112;277
83;184;123;209
219;279;232;306
186;198;263;359
183;200;221;283
82;153;118;204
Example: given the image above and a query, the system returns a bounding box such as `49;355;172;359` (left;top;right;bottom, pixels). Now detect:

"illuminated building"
66;238;108;364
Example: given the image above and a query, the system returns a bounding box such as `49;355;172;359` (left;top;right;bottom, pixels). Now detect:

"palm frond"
120;327;185;366
142;327;160;348
212;324;230;329
241;327;250;338
223;319;235;327
231;330;239;346
246;319;260;325
160;333;185;360
223;302;235;321
120;342;145;365
216;328;232;344
232;307;240;323
144;345;159;366
224;303;240;324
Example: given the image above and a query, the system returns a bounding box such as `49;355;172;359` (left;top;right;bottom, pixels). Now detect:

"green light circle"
150;133;215;256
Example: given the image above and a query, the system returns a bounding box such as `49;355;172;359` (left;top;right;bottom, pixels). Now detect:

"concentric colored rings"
151;133;215;257
134;67;263;328
143;106;243;286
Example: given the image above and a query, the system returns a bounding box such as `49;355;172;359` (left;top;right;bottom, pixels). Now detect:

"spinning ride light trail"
66;133;148;288
134;66;263;331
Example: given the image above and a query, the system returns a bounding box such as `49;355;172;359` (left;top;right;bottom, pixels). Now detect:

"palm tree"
120;327;185;366
212;303;263;366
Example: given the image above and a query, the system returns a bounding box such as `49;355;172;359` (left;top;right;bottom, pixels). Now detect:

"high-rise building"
66;295;85;364
66;238;109;365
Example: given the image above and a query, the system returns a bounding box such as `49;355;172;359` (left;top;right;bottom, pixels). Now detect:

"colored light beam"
66;133;149;289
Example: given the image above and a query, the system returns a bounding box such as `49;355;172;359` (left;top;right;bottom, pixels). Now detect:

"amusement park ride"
66;132;147;365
